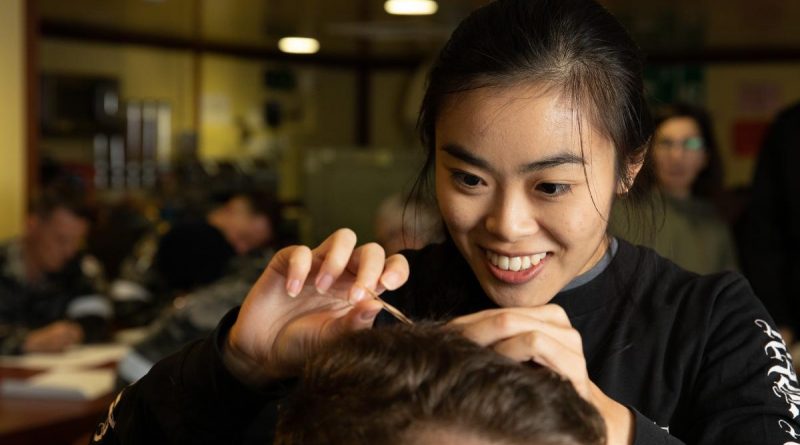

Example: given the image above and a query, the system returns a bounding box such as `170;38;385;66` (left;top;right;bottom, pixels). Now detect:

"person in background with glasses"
612;103;738;274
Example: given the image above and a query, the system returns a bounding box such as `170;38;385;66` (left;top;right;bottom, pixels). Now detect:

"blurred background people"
612;103;737;274
0;189;110;354
374;193;443;255
115;253;269;386
110;189;279;326
738;102;800;345
113;193;282;385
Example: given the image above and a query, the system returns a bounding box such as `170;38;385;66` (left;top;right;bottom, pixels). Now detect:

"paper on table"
1;368;115;400
0;343;130;370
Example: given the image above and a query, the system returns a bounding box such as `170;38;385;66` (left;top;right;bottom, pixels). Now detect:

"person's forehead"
439;84;575;128
657;116;700;135
435;85;608;155
242;213;270;231
46;207;88;233
435;88;617;173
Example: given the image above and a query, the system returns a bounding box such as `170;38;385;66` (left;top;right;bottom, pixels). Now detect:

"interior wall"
0;0;26;240
39;39;195;133
706;63;800;187
371;70;417;148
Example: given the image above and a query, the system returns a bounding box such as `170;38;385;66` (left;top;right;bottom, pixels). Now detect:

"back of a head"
275;324;605;445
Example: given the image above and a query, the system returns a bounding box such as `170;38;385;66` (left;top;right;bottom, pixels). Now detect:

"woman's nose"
667;144;686;160
484;191;539;242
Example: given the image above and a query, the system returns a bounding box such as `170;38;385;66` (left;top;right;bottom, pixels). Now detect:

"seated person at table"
115;249;272;386
0;191;110;354
275;323;605;445
111;190;278;326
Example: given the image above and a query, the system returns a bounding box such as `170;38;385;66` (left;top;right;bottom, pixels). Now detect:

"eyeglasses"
654;136;705;152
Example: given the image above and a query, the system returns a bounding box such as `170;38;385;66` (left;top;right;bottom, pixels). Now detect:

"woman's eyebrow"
440;143;585;174
518;153;585;174
441;143;492;172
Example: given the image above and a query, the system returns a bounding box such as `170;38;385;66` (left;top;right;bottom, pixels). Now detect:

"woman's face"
434;85;620;308
652;117;708;199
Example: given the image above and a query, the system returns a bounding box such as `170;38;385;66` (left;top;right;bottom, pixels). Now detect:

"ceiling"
37;0;800;59
37;0;484;57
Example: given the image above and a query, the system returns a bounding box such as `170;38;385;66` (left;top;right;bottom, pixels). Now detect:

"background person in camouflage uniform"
0;191;111;354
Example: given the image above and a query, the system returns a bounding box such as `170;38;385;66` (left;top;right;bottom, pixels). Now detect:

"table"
0;365;117;445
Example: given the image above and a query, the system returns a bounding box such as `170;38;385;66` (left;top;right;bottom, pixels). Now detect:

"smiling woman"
434;86;620;307
90;1;799;445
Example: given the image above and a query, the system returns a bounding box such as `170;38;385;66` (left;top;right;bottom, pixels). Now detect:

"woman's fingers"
492;329;590;399
450;304;572;328
322;299;385;338
344;243;387;302
312;228;358;294
267;299;384;378
453;310;583;355
380;253;410;291
448;306;590;399
282;245;312;297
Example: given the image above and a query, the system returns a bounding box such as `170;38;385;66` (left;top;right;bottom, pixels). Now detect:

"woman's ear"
616;151;645;195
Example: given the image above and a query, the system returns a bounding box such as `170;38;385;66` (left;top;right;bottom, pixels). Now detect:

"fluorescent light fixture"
278;37;320;54
384;0;438;15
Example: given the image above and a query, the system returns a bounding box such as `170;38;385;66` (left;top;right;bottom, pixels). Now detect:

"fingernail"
381;272;401;290
360;309;380;322
315;273;334;293
350;286;366;303
287;279;302;297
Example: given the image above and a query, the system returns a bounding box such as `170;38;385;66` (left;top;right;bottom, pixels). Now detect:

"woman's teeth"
486;251;547;271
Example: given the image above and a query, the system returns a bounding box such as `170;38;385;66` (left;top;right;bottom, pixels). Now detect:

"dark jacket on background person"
115;252;271;386
0;238;111;354
738;102;800;337
111;221;237;327
89;239;800;444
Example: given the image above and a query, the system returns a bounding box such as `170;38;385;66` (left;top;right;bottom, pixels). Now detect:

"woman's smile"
484;248;550;284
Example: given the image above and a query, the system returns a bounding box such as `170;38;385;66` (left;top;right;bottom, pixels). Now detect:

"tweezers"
363;287;414;325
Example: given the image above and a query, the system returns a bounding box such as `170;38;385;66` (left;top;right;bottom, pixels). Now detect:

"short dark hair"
413;0;654;213
28;188;92;222
651;103;723;199
275;324;606;445
210;189;281;224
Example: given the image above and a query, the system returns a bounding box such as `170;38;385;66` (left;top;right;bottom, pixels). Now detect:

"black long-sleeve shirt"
91;239;800;444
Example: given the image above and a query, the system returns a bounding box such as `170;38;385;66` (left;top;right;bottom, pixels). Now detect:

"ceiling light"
384;0;438;16
278;37;320;54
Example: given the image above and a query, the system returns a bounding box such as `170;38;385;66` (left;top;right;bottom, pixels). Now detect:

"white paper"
0;343;130;370
1;368;115;400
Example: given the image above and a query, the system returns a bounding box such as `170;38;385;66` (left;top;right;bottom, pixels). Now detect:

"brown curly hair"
275;323;606;445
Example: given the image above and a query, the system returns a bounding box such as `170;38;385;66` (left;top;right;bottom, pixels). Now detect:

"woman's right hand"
221;228;410;386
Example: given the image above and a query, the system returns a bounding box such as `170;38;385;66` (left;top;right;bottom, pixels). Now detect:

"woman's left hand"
448;304;634;445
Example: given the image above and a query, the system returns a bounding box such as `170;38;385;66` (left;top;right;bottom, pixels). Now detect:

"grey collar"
560;237;618;292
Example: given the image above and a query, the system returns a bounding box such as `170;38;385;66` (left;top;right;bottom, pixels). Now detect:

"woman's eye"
537;183;571;196
453;172;483;187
